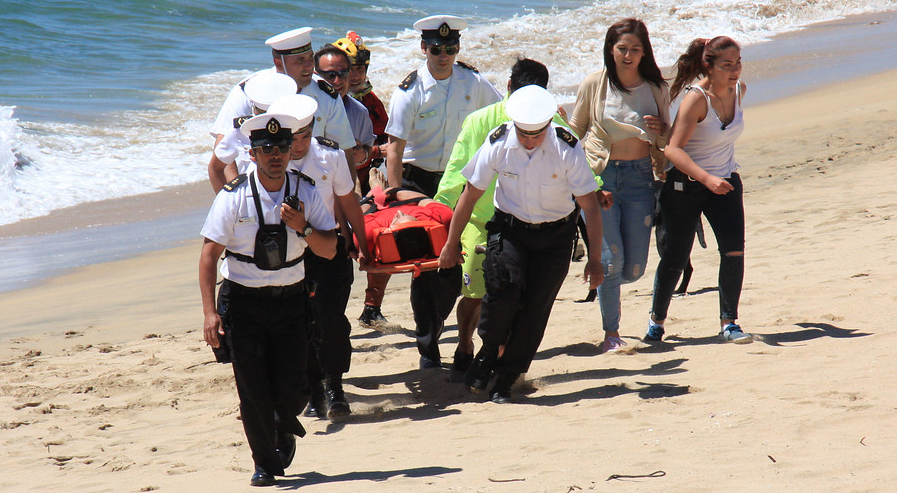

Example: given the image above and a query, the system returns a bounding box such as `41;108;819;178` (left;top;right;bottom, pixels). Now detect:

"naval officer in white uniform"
210;27;355;152
384;14;502;196
438;85;605;403
200;110;337;486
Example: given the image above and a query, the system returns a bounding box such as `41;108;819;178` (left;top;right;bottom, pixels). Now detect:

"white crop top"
603;82;657;143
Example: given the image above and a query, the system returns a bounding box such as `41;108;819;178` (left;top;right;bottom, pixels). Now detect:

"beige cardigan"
569;70;671;177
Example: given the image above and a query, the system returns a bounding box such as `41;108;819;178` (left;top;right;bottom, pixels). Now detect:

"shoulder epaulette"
290;169;316;186
223;173;247;192
489;124;507;144
455;61;479;73
316;79;339;99
398;70;418;91
233;115;251;129
314;136;339;150
555;126;578;148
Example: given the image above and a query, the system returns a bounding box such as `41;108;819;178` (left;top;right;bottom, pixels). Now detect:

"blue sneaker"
644;319;665;342
719;324;752;344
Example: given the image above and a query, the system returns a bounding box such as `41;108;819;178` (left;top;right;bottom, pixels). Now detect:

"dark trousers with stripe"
217;280;309;476
304;235;354;379
478;215;576;375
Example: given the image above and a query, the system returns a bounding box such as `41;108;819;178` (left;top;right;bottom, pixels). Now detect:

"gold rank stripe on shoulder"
398;70;418;91
489;123;507;144
455;61;479;73
223;173;247;191
233;115;250;129
317;79;339;99
315;136;339;149
555;127;578;148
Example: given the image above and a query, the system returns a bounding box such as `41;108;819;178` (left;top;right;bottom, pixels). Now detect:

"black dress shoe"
275;430;296;469
250;470;276;487
324;374;351;418
304;378;328;418
489;372;519;404
465;345;499;394
419;355;442;369
451;349;474;373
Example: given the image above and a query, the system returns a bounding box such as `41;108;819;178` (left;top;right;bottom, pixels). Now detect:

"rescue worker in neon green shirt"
434;57;609;374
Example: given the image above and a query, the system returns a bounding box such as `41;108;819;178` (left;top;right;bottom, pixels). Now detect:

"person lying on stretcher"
357;168;462;370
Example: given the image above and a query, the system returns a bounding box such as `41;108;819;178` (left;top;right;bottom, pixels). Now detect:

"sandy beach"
2;14;897;493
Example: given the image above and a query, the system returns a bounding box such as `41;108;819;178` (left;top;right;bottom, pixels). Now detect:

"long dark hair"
670;36;740;99
603;18;666;94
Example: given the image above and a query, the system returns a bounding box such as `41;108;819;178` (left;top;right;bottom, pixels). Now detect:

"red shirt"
362;201;452;251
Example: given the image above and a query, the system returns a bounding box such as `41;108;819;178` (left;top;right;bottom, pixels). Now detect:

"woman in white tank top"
646;36;752;344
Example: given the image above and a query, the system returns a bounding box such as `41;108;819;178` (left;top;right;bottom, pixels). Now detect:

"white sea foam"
0;0;893;226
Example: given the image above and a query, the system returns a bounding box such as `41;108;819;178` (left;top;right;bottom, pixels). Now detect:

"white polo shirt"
201;171;337;287
287;138;355;213
209;67;356;151
385;62;502;172
463;122;598;224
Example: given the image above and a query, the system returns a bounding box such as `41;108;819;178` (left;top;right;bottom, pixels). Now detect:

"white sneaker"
719;324;752;344
600;336;628;354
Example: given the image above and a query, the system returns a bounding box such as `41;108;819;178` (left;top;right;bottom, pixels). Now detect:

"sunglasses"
318;69;350;80
254;144;290;155
427;44;459;56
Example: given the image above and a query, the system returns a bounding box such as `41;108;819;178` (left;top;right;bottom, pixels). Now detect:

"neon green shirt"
434;97;600;224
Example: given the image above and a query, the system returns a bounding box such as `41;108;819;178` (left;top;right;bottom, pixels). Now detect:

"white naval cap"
506;85;557;132
243;72;298;111
240;113;302;146
265;27;314;55
413;15;466;45
266;94;318;133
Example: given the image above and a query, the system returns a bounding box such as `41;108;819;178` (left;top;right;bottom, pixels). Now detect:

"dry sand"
2;48;897;493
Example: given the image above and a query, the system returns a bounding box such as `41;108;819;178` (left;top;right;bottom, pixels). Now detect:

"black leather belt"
493;209;576;231
402;164;442;193
222;279;307;300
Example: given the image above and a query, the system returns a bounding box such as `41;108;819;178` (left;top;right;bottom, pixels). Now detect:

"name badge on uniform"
501;171;518;180
674;181;684;192
237;216;257;225
419;110;436;120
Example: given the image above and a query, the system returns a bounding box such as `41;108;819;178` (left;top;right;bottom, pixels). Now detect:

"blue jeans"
597;157;656;333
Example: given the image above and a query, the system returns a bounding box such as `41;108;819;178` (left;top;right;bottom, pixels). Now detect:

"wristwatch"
296;225;313;238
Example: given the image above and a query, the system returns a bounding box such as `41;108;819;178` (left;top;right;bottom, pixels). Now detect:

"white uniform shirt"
463;122;598;224
287;139;355;213
385;62;502;172
209;67;356;151
201;171;337;287
214;128;253;174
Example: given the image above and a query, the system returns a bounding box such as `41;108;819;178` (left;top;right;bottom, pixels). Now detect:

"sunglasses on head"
318;68;350;81
428;44;459;56
254;144;291;155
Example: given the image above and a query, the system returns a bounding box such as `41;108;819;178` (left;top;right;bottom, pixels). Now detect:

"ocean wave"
364;0;895;103
1;0;893;226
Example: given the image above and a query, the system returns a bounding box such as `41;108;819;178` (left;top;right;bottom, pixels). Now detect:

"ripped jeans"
597;157;656;333
651;169;744;321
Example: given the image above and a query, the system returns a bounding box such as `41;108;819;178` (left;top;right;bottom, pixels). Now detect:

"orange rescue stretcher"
360;220;448;278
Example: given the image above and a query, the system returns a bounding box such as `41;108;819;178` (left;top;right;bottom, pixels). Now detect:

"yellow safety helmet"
333;31;371;65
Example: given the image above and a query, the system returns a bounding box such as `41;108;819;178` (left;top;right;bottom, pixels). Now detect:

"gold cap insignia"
438;23;450;37
266;118;281;134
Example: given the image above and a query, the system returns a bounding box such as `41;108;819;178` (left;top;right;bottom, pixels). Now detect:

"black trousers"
304;235;354;377
652;170;745;321
217;279;309;476
478;216;576;374
409;265;462;361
